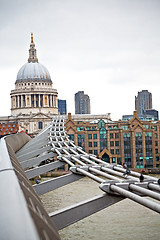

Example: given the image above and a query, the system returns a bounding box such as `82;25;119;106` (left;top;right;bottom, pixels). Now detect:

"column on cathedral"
21;95;23;108
17;95;19;108
34;94;36;107
51;95;53;107
50;95;52;107
53;96;56;107
11;96;13;108
39;94;41;107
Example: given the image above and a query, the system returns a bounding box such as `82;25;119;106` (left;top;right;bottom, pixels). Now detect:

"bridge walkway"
16;116;160;230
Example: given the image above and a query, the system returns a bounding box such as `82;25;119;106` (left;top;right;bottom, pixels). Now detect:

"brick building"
0;122;19;138
65;111;160;169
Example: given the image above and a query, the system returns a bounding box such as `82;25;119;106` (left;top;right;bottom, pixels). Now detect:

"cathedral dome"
16;62;52;83
15;33;52;84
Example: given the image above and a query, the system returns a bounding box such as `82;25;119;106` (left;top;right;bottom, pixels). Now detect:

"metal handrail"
0;138;39;240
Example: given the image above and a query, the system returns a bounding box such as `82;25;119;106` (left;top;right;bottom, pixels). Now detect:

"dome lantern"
16;33;52;83
28;33;38;63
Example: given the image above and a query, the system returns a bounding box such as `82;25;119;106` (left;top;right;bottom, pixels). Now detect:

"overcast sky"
0;0;160;120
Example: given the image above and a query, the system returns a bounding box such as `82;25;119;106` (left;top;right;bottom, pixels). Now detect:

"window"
145;132;152;137
121;125;129;130
69;134;74;141
116;149;119;154
156;156;159;161
123;133;131;138
77;127;84;131
110;133;114;139
115;141;119;146
155;149;158;154
155;133;157;139
94;142;97;147
115;133;119;138
143;125;149;129
98;120;105;129
88;134;92;139
93;134;97;139
100;129;106;139
94;150;98;155
89;150;92;154
111;149;114;154
117;158;122;164
38;122;43;129
89;142;92;147
155;141;158;146
154;126;157;131
135;132;142;137
110;141;114;147
78;134;85;149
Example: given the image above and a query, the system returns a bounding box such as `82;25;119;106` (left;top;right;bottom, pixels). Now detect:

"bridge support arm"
49;194;124;230
34;173;84;195
25;161;65;179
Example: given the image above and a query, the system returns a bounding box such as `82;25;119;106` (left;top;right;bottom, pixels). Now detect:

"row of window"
88;134;97;139
0;124;16;128
76;129;158;139
110;149;119;155
69;134;158;148
0;128;14;131
110;141;119;147
17;82;51;87
89;150;98;155
88;142;97;147
110;133;119;139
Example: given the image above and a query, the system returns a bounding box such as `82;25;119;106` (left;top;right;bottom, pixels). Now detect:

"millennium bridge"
0;115;160;240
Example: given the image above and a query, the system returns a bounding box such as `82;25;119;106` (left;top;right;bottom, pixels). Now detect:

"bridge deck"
0;115;160;239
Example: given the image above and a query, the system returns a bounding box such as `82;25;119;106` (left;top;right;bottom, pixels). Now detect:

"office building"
58;99;67;115
143;109;159;121
135;90;152;115
75;91;90;114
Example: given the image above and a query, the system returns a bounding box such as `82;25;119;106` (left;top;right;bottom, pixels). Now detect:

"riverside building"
65;111;160;169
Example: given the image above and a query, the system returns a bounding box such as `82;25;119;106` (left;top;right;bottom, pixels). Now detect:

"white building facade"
0;33;59;136
11;33;58;116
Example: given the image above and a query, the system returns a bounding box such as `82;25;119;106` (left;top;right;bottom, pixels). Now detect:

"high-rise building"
75;91;90;114
135;90;152;115
58;99;67;115
143;109;159;121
